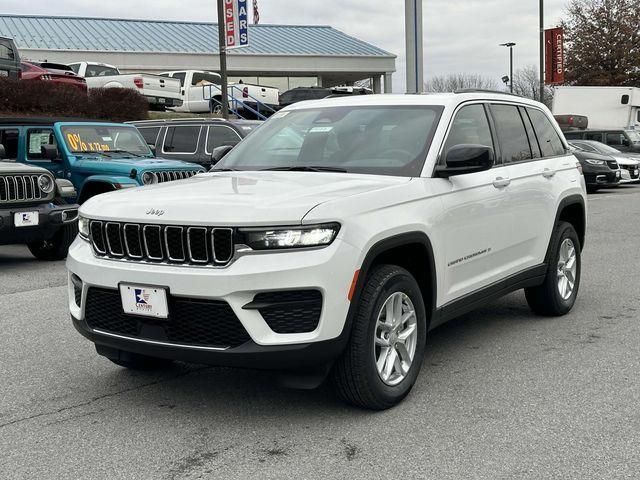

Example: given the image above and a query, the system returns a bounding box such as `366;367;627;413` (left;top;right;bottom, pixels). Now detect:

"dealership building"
0;14;396;93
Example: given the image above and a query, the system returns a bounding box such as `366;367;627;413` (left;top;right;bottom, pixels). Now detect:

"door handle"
492;177;511;188
542;168;556;178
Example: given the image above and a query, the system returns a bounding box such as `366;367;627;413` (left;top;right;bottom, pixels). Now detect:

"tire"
109;353;174;371
525;221;581;316
332;265;427;410
27;222;78;261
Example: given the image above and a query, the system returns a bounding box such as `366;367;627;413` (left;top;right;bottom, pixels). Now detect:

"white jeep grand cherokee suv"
68;92;586;410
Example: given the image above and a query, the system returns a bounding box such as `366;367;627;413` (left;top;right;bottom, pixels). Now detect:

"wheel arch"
78;180;117;204
550;194;586;258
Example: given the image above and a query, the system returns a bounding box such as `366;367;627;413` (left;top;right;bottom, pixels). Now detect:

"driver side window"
442;104;494;164
27;129;57;160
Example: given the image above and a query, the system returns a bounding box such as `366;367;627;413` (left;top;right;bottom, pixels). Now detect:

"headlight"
78;216;90;239
141;172;158;185
239;223;340;250
38;175;54;194
584;159;605;165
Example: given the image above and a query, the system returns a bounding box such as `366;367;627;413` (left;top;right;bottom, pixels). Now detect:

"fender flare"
545;193;586;262
79;175;138;201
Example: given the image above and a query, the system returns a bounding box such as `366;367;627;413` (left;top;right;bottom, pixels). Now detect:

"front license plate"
14;211;39;227
120;284;169;318
158;98;166;104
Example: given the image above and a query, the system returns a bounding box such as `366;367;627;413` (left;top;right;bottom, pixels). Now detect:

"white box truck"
553;86;640;130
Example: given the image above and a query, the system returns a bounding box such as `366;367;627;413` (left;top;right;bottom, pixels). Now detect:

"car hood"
0;161;50;175
612;155;640;166
81;171;411;225
72;156;202;172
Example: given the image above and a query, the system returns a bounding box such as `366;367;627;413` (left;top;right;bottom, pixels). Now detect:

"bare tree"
511;65;554;107
564;0;640;85
425;73;499;93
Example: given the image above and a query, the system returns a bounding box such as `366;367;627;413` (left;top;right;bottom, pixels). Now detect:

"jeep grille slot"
0;175;47;203
88;221;235;267
152;170;200;184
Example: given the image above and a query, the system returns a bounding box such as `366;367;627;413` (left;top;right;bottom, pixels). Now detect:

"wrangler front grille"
89;221;235;266
153;170;201;183
0;175;50;203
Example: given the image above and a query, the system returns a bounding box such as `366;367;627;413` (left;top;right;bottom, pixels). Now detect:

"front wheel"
28;222;78;261
525;221;581;316
332;265;427;410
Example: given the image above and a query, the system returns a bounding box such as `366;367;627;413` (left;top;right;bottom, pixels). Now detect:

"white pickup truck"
159;70;279;116
68;62;183;110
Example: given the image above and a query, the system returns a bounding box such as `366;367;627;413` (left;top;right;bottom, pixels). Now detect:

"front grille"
153;170;201;183
606;160;619;170
621;164;640;178
247;290;323;334
89;221;235;266
0;175;49;203
84;287;251;348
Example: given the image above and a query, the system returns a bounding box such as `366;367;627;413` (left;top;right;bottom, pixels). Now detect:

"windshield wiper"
262;165;348;173
210;167;240;172
100;150;148;158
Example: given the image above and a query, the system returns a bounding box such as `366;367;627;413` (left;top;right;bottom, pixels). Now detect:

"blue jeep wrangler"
0;118;206;203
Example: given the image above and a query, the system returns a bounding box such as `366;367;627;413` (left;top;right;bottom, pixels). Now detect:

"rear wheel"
332;265;427;410
525;221;581;316
28;222;78;261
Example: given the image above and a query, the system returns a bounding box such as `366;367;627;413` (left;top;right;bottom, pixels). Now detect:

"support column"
405;0;424;93
373;75;382;94
384;73;393;93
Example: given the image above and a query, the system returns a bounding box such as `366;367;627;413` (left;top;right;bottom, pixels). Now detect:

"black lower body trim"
431;264;547;329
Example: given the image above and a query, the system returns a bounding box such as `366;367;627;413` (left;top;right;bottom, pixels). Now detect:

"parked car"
0;36;21;79
554;114;588;131
159;70;279;116
553;86;640;130
0;152;79;260
130;118;261;166
563;129;640;153
0;118;205;204
568;141;621;192
69;92;586;409
567;139;640;183
21;61;87;92
279;86;372;109
67;62;182;110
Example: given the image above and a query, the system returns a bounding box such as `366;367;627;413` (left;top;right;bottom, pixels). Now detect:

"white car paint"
67;92;586;350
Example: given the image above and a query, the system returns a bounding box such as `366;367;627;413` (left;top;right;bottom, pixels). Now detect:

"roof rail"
454;88;526;98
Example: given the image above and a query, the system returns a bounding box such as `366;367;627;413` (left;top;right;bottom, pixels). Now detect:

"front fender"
81;175;139;192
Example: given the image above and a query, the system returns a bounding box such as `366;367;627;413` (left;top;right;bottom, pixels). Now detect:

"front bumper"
66;236;359;368
583;169;621;187
0;203;79;245
620;166;640;183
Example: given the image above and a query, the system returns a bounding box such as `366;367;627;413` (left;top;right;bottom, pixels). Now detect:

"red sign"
545;27;565;85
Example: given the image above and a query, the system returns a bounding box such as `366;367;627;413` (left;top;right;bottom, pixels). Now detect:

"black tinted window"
584;132;603;141
139;127;161;145
68;63;80;74
563;132;582;140
27;129;57;160
163;126;201;153
85;65;119;77
0;129;19;159
606;132;625;146
172;72;186;87
443;104;493;162
206;126;242;152
520;108;541;158
527;108;565;156
491;104;532;163
0;40;15;60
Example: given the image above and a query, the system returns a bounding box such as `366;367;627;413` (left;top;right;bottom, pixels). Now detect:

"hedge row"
0;79;149;122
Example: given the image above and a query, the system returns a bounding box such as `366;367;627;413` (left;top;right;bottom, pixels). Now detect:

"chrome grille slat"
0;174;48;203
89;222;234;266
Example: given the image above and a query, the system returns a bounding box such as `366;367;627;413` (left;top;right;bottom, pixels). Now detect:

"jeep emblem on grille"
146;208;165;216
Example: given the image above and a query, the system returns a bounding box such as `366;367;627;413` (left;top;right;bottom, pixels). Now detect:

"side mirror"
211;145;234;165
435;144;495;178
41;144;61;162
148;144;157;156
622;138;631;147
0;144;5;160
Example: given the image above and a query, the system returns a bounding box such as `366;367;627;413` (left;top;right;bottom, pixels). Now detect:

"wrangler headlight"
240;223;340;250
141;172;158;185
78;216;90;239
38;174;54;194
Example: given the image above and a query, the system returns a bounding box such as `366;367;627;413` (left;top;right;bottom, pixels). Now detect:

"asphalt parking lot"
1;187;639;480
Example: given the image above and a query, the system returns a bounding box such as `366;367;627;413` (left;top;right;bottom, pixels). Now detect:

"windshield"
61;125;151;158
586;141;621;155
627;130;640;142
215;106;443;177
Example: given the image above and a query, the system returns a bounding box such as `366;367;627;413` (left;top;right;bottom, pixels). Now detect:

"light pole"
216;0;229;119
500;42;516;93
405;0;423;93
539;0;545;104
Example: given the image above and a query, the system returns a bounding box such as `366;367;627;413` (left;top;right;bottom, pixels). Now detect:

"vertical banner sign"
544;27;564;85
224;0;249;50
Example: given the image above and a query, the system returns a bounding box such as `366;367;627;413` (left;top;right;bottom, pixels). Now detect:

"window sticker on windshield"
309;126;333;133
102;137;113;141
65;133;110;152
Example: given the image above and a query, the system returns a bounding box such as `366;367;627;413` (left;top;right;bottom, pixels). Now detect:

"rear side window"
526;108;566;157
585;132;603;141
490;104;532;163
84;65;119;77
27;128;57;160
139;127;161;146
606;132;625;146
563;132;582;140
206;126;242;153
0;129;19;159
0;40;15;60
442;104;494;163
171;72;186;87
68;63;80;74
192;73;221;86
163;126;201;153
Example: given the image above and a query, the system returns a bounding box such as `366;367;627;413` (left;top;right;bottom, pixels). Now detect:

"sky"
2;0;567;92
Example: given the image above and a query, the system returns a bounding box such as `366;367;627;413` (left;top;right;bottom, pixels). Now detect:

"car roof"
283;91;545;111
0;117;104;126
129;118;261;127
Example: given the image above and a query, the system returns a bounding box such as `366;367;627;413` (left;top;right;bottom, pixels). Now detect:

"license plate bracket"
14;211;39;227
119;284;169;319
